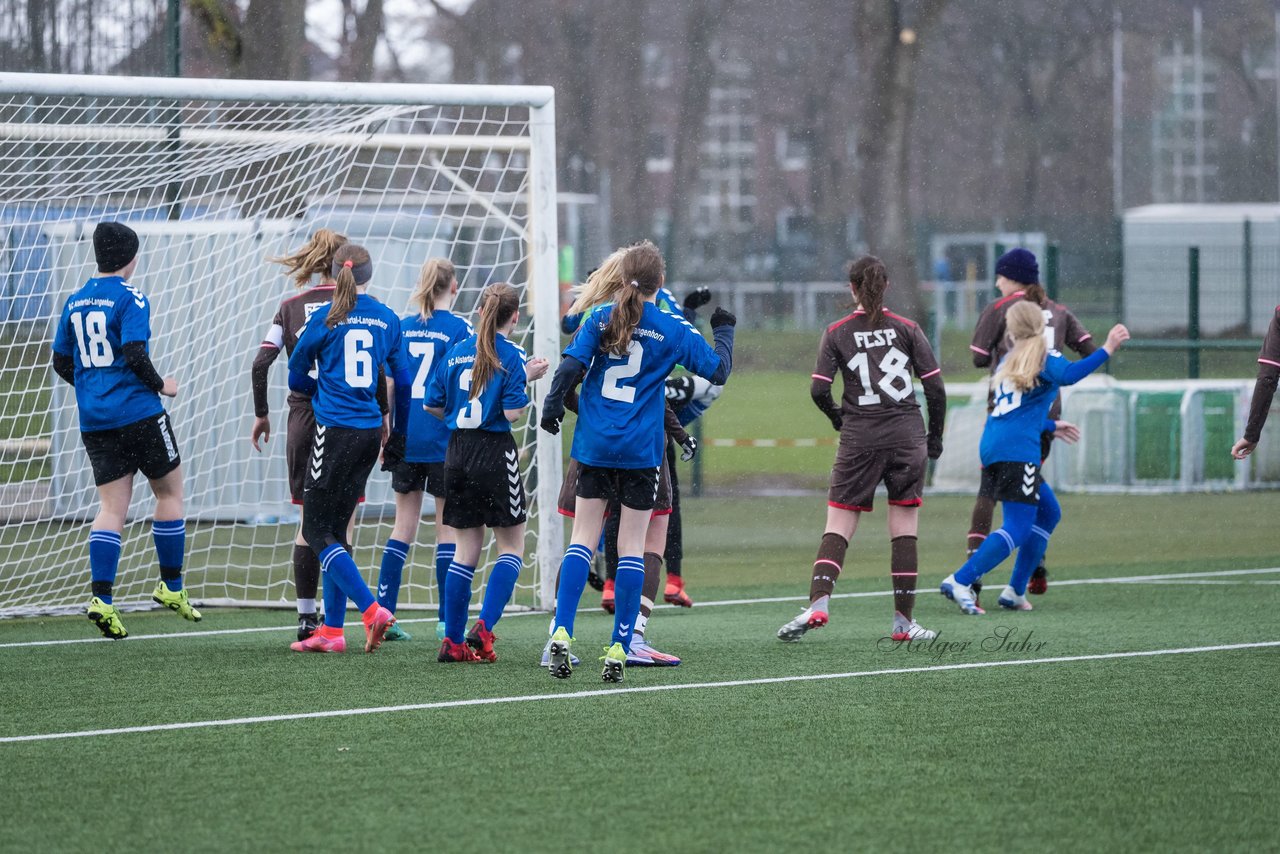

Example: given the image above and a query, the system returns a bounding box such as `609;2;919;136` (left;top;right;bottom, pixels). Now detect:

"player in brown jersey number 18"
1232;306;1280;460
966;248;1094;598
777;256;947;643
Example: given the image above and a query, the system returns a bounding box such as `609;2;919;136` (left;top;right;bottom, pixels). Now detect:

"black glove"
827;412;843;432
683;287;712;312
710;306;737;328
927;435;944;460
680;435;698;462
540;404;563;435
380;432;406;471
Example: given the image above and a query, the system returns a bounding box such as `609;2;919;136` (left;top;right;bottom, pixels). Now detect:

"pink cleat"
363;606;396;653
290;628;346;653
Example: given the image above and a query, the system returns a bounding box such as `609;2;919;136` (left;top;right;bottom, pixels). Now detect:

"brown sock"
968;495;995;555
293;544;320;604
891;535;918;620
636;552;664;637
809;532;849;603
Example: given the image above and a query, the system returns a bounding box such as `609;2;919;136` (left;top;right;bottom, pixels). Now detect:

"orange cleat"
601;578;615;614
437;637;482;662
290;627;346;653
363;605;396;653
664;575;693;608
465;619;498;662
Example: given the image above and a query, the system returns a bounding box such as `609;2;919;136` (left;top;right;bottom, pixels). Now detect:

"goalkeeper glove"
680;435;698;462
927;435;944;460
683;286;712;312
710;306;737;328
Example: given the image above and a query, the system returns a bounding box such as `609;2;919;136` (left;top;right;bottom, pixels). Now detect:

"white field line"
2;640;1276;745
2;565;1279;651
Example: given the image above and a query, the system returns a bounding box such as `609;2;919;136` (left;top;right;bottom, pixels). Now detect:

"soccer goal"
0;72;563;617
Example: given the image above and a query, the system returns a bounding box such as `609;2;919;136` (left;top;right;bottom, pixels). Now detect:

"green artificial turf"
1;493;1278;852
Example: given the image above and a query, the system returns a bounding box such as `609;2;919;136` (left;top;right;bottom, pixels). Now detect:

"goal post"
0;71;562;617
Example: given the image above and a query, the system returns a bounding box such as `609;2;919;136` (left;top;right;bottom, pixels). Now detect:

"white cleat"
940;574;985;615
539;636;581;668
997;585;1034;611
891;619;937;641
628;637;681;667
777;607;829;642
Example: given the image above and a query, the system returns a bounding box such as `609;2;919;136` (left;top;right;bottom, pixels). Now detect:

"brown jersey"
970;292;1095;369
1244;306;1280;442
251;285;335;416
813;309;940;450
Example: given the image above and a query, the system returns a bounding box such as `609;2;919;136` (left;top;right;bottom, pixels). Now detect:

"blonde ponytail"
411;258;455;318
270;228;348;289
994;300;1048;392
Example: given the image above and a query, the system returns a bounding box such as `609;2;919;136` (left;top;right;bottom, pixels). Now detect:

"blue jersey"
51;275;165;432
288;293;406;430
398;309;473;462
565;302;722;469
980;348;1109;465
425;333;529;433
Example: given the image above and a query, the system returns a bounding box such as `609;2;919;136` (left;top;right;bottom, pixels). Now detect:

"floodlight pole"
1188;247;1201;379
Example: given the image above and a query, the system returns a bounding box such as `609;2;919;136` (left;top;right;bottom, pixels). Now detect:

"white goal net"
0;72;562;617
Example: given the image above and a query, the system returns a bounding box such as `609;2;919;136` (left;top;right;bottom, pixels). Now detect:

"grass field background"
2;492;1278;852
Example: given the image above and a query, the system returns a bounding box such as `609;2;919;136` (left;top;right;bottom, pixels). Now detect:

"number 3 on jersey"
847;347;912;405
456;369;482;428
602;341;643;403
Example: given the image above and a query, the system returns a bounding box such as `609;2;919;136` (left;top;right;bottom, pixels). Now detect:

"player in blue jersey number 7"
540;240;736;682
940;301;1129;613
287;244;411;653
425;283;549;663
51;222;199;638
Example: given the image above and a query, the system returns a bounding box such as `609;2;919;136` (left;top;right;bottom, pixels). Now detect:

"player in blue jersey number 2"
51;222;200;639
940;301;1129;613
287;244;411;653
540;240;736;683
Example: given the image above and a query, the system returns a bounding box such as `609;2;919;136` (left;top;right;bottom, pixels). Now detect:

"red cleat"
664;575;693;607
437;637;482;662
290;627;346;653
363;605;395;653
1028;566;1048;595
601;578;615;614
465;619;498;662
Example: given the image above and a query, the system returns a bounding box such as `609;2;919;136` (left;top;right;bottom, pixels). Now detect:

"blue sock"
152;519;185;591
444;561;475;643
1009;528;1051;595
612;555;645;652
553;543;594;636
377;538;409;611
322;573;348;629
319;543;374;617
88;530;122;604
478;553;522;630
955;501;1036;586
435;543;456;622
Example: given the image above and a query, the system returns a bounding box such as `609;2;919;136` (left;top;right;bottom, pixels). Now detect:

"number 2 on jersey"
70;310;113;367
602;341;643;403
846;346;913;405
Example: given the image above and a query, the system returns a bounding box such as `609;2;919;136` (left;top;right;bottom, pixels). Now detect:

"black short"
304;424;381;498
442;430;527;529
286;402;367;505
978;461;1042;506
576;463;661;512
391;460;447;497
81;412;180;486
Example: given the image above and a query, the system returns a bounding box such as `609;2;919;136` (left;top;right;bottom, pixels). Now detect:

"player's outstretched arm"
706;306;736;385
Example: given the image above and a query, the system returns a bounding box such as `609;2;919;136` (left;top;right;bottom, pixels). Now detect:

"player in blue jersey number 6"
540;240;736;683
287;244;411;653
51;222;199;639
940;301;1129;613
425;283;549;663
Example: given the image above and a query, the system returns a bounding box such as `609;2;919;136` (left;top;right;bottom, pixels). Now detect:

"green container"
1133;392;1182;481
1200;391;1235;482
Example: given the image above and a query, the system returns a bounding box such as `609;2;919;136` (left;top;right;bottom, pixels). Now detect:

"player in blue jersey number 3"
51;222;199;639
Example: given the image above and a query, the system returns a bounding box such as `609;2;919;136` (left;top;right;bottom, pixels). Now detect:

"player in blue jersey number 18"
51;222;199;639
940;301;1129;613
